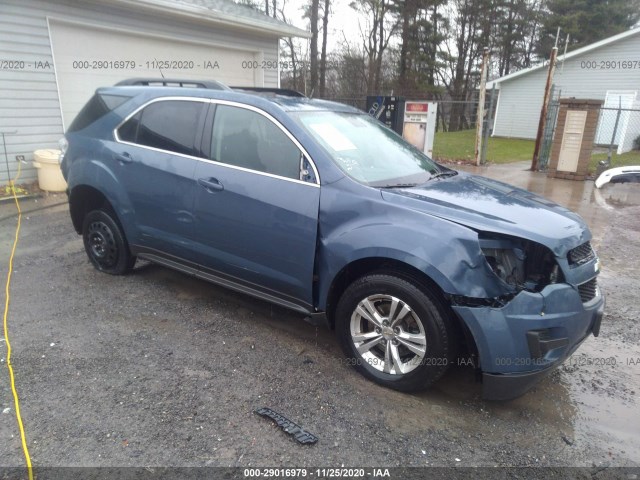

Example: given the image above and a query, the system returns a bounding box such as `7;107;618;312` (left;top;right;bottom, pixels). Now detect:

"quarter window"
69;93;132;132
117;111;140;143
210;105;302;180
118;100;205;156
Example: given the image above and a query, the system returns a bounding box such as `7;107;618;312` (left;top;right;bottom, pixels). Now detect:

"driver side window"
210;105;303;180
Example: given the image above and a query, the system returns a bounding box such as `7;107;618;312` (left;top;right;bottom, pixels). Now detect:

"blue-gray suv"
61;79;604;400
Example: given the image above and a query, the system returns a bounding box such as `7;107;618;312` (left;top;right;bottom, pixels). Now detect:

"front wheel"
82;209;135;275
335;274;455;392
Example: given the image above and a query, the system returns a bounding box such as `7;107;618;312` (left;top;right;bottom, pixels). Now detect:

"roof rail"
115;78;231;90
231;86;306;98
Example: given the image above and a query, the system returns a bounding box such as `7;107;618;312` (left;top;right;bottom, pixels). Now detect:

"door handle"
114;152;133;164
198;177;224;192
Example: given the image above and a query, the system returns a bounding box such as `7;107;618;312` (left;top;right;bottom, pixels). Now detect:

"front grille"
578;278;598;303
568;242;595;267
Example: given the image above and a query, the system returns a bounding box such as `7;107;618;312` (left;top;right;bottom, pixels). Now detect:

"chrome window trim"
113;96;321;187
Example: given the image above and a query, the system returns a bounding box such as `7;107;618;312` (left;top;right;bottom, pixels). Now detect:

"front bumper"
453;282;605;400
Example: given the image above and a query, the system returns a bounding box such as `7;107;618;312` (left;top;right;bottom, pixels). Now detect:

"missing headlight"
479;234;563;292
482;246;525;286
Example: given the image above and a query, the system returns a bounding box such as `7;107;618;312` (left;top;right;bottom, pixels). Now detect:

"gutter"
103;0;312;38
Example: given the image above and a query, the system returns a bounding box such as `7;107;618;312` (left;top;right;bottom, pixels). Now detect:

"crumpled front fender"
315;179;507;310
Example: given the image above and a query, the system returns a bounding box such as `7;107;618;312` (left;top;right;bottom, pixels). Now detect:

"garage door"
49;20;260;130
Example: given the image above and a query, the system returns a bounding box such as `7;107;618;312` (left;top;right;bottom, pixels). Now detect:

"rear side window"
118;100;205;157
68;93;131;132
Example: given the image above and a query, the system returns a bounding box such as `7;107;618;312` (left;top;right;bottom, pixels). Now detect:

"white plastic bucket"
33;149;67;192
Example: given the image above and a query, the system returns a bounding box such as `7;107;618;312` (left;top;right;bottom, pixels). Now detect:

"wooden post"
475;47;489;166
531;46;558;171
481;84;496;164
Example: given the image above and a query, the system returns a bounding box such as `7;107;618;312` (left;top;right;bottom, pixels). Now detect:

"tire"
335;273;455;392
82;209;135;275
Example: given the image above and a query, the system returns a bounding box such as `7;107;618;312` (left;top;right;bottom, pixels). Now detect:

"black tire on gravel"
335;273;456;392
82;209;135;275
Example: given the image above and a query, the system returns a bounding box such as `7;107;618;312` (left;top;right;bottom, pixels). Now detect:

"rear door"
191;102;320;309
113;98;207;258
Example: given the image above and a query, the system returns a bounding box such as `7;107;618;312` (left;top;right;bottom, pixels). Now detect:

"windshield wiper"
429;170;458;180
377;183;419;189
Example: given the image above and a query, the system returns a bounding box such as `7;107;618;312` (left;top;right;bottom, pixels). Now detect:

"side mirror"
299;155;317;184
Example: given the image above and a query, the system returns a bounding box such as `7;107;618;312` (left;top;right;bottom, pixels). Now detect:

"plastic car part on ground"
595;166;640;188
254;407;318;445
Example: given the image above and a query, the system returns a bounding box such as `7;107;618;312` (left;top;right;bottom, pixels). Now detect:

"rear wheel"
82;209;135;275
335;273;455;392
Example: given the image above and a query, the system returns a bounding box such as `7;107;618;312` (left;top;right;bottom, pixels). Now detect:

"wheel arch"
321;256;479;362
323;256;446;323
69;185;113;234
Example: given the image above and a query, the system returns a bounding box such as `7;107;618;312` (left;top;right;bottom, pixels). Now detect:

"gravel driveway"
1;178;639;477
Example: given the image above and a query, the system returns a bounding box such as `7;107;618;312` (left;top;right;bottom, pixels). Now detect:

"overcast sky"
282;1;368;52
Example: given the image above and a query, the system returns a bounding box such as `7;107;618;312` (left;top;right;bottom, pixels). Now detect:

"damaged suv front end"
294;109;604;400
380;174;604;400
454;233;603;400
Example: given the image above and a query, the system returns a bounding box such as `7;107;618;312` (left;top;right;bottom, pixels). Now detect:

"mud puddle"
559;337;640;463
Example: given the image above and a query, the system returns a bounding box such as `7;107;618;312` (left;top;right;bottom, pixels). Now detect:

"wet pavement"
0;166;639;471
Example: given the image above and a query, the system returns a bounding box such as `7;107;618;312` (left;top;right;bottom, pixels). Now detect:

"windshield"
294;111;452;187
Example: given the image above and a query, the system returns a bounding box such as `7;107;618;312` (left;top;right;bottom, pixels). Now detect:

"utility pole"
481;84;496;164
475;47;490;166
531;30;560;171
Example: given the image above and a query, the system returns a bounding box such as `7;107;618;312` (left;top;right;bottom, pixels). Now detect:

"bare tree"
331;34;370;98
276;0;305;92
351;0;400;94
319;0;331;96
309;0;320;96
435;0;493;130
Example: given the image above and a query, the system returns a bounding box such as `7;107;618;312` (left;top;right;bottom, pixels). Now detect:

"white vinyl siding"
491;68;547;139
492;32;640;139
0;0;281;184
0;3;61;184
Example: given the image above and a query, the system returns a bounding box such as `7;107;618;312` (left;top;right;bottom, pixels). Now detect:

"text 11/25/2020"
70;60;222;70
243;468;391;478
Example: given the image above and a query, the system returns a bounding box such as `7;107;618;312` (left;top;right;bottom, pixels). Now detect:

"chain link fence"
540;99;640;175
591;105;640;173
536;88;562;171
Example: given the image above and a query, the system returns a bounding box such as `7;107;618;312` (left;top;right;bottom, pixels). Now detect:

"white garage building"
0;0;308;185
487;28;640;148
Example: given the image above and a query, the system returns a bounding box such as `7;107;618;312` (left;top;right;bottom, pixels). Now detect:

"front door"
191;103;320;308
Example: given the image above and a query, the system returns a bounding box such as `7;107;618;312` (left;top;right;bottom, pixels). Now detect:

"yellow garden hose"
2;158;34;480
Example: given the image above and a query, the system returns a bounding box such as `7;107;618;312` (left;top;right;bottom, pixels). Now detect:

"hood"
381;172;590;256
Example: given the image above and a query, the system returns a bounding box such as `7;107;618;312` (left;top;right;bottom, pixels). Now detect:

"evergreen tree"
537;0;640;55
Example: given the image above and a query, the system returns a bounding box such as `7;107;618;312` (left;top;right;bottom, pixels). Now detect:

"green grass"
433;129;534;164
590;150;640;172
433;129;640;173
